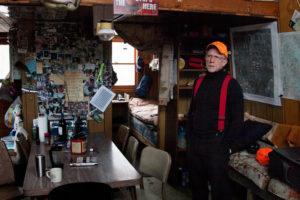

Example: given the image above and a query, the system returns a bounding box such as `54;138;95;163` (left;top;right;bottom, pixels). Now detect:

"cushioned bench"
228;113;300;200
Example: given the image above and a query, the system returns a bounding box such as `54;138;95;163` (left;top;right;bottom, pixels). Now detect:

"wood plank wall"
0;0;278;18
278;0;300;125
244;0;300;126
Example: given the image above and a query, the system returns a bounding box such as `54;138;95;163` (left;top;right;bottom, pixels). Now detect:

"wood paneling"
87;104;112;136
243;0;300;126
244;99;283;123
158;106;166;150
282;98;300;125
104;103;112;137
21;92;38;143
277;0;300;125
0;0;278;18
278;0;299;32
159;0;278;17
87;119;105;134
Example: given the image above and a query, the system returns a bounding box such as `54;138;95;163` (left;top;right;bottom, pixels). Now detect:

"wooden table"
23;132;141;198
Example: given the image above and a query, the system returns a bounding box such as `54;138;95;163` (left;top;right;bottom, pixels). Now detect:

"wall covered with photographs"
11;17;115;122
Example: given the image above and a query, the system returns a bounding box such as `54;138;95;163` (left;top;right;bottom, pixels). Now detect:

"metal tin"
35;154;45;177
70;138;87;155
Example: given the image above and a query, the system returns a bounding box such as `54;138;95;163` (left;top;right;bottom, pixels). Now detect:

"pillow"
271;124;293;147
287;125;300;147
231;120;272;153
243;120;273;145
263;122;279;143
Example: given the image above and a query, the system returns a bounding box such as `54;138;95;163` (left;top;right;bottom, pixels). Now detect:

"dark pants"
187;133;232;200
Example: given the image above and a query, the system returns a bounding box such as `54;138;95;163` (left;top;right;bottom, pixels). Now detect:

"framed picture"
230;21;282;106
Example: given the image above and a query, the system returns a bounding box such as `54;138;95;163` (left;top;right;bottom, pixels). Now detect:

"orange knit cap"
256;147;273;166
207;41;228;58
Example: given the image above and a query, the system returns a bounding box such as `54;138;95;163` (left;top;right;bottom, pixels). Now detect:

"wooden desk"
23;133;141;197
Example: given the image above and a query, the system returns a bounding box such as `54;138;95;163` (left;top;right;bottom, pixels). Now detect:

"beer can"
35;154;45;177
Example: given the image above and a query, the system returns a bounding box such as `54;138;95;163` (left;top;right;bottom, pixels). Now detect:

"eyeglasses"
205;54;225;61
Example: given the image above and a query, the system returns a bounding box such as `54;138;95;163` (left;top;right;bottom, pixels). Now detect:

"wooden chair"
14;133;30;186
16;134;30;161
48;182;112;200
139;146;172;200
113;125;130;153
0;140;23;200
125;136;139;166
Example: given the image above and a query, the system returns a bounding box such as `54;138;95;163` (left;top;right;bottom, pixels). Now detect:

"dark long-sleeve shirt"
187;70;244;143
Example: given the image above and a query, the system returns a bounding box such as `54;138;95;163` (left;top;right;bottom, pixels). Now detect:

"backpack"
193;74;232;132
135;75;152;98
269;147;300;191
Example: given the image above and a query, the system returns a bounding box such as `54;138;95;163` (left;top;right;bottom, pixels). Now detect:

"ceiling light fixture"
96;22;116;41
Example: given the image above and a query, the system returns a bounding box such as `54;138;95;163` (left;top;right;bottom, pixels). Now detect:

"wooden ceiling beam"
0;0;278;18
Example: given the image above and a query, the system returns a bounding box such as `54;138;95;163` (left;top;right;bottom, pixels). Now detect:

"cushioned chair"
48;182;112;200
0;140;24;200
139;146;172;200
113;125;129;153
125;136;139;166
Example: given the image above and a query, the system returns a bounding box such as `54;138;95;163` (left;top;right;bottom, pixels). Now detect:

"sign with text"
114;0;158;16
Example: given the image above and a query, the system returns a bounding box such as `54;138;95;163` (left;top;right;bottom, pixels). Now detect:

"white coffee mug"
46;168;62;183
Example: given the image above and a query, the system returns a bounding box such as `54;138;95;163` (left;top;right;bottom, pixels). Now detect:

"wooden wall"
159;0;278;18
240;0;300;126
277;0;300;126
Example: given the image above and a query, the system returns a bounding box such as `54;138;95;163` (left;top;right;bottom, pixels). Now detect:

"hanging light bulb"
96;22;116;41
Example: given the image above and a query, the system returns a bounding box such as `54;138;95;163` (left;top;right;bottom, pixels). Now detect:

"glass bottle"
36;126;40;145
58;111;67;142
74;114;82;135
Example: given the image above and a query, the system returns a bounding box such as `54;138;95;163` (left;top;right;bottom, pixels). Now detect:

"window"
112;37;137;92
0;44;10;87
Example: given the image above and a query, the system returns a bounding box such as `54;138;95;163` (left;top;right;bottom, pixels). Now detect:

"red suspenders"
193;75;233;132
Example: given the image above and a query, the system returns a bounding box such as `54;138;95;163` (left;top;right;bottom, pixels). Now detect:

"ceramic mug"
46;167;62;183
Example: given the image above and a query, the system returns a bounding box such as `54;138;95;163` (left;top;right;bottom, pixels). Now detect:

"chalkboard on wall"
230;22;282;106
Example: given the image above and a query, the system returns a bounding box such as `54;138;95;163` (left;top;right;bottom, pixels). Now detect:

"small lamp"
96;22;116;41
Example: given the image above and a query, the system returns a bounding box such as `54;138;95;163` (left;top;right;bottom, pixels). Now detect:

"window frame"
112;36;138;93
0;32;9;85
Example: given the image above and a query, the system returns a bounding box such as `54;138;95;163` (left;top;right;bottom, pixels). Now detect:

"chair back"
125;136;139;166
0;141;24;199
16;134;30;161
48;182;112;200
0;140;15;185
113;125;129;153
139;146;172;183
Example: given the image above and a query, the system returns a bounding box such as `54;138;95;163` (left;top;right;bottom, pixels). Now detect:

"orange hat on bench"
256;147;273;166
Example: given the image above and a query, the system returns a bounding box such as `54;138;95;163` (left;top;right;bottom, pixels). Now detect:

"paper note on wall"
36;62;43;74
26;59;36;74
49;74;65;85
64;70;85;102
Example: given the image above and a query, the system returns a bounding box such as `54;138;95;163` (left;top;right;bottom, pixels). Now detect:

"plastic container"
177;126;186;149
44;133;50;145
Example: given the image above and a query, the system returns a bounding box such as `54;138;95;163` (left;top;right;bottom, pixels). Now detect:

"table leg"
129;186;137;200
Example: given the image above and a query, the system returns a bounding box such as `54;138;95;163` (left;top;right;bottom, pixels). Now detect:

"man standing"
187;41;244;200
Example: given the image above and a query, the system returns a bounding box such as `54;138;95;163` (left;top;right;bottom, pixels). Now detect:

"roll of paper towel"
38;116;48;142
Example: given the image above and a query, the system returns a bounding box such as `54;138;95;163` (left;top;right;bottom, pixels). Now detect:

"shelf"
180;52;204;56
180;68;206;72
178;117;188;121
178;86;193;90
177;148;187;152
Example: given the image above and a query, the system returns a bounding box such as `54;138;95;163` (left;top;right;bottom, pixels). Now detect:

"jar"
44;133;50;145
